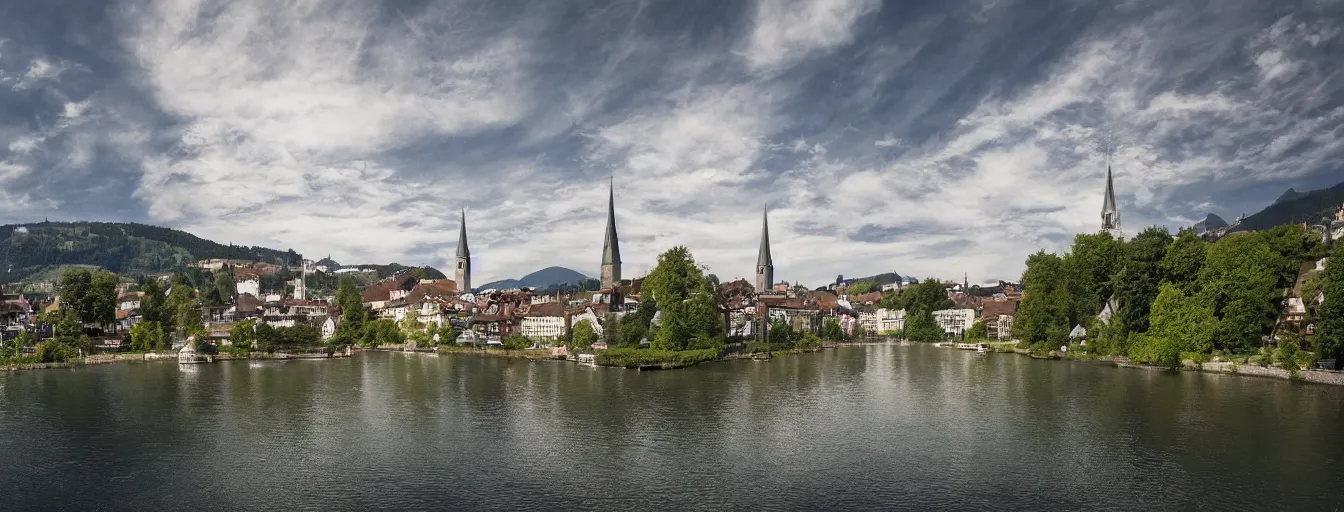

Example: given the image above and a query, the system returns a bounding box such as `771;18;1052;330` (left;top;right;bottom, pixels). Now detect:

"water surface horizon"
2;345;1341;511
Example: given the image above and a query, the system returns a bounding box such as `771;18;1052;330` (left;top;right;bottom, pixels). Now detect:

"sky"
2;0;1343;287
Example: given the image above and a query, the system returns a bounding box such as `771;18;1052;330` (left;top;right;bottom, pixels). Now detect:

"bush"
501;333;532;350
35;340;77;363
595;347;720;369
1276;338;1302;376
1128;334;1182;369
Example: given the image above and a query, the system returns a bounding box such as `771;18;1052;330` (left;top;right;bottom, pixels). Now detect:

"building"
600;178;622;299
321;316;338;340
980;300;1019;340
520;302;567;341
858;307;904;334
236;278;260;298
1101;163;1121;234
756;205;774;293
933;308;976;338
455;209;472;293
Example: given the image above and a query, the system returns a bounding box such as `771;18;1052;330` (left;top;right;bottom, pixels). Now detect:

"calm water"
2;345;1343;511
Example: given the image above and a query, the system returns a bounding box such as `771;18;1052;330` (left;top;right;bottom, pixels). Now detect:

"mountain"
0;221;440;285
479;266;591;291
1232;181;1344;233
1274;188;1308;205
1193;213;1229;234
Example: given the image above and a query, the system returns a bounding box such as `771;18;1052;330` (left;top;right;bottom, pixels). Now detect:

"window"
458;262;464;269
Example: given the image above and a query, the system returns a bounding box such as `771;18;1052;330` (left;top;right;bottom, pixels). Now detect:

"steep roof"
1101;165;1120;230
602;179;621;266
525;302;566;318
361;273;418;303
757;205;773;268
456;209;470;258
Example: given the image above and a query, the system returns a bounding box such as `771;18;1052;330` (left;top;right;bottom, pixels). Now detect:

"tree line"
1012;224;1336;366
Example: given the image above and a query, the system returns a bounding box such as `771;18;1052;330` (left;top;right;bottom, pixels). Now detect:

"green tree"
435;322;459;346
1110;226;1173;336
58;268;93;318
140;278;168;327
1062;232;1121;323
335;276;366;338
359;319;403;348
847;280;877;295
617;298;657;347
58;268;115;326
770;317;800;344
1161;228;1208;294
129;321;168;352
1316;245;1344;361
213;268;236;304
229;319;257;351
1196;232;1279;353
502;333;532;350
904;308;945;341
642;246;723;350
1014;251;1070;343
965;321;988;340
166;278;202;339
570;320;599;350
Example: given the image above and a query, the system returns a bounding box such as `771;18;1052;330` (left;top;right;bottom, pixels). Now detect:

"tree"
230;319;257;351
213;269;236;304
1196;232;1279;353
435;322;459;346
140;278;168;327
1133;284;1216;362
1062;232;1121;323
502;333;532;350
58;268;115;326
1161;228;1207;295
847;280;877;295
821;318;844;341
1014;251;1070;343
336;276;366;334
129;322;168;352
965;321;988;340
166;279;202;339
570;320;599;350
617;298;657;347
359;319;403;348
58;268;93;318
1316;245;1344;361
904;308;945;341
642;246;723;350
1110;226;1173;336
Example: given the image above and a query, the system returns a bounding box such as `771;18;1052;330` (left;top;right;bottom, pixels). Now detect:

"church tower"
1101;165;1120;234
455;209;471;293
600;179;622;292
756;205;774;293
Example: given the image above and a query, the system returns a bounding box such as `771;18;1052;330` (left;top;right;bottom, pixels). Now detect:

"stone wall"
1189;361;1344;386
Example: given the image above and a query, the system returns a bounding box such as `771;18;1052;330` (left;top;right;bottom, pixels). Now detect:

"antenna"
1104;130;1113;166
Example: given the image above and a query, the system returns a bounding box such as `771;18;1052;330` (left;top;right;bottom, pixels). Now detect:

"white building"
859;308;905;333
236;278;260;298
521;316;566;340
571;308;604;335
321;317;338;340
932;308;976;337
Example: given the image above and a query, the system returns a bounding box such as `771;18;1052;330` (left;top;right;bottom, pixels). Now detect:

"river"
1;344;1342;511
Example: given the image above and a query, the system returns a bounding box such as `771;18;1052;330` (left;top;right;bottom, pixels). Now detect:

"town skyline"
2;0;1343;285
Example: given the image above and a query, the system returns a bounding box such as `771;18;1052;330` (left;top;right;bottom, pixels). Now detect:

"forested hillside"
0;222;300;283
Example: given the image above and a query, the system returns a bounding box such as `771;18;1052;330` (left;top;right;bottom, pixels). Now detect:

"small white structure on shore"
178;337;213;364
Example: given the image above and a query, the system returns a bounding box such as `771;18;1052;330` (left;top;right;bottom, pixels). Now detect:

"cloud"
1;0;1343;289
743;0;881;71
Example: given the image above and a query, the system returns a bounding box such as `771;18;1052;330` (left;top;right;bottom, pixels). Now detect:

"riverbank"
962;340;1344;386
2;348;350;372
434;345;561;359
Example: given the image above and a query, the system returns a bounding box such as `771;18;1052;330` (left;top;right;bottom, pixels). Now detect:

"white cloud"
743;0;881;71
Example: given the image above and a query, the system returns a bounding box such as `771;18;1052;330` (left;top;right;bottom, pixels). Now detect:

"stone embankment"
1187;361;1344;386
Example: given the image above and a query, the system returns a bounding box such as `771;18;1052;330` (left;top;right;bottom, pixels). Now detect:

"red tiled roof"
525;302;566;318
362;273;418;303
980;300;1019;319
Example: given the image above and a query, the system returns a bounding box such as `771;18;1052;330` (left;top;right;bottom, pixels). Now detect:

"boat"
576;353;597;367
977;344;989;353
751;352;773;361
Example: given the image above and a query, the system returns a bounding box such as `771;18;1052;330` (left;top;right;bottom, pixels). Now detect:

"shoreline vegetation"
8;337;1344;386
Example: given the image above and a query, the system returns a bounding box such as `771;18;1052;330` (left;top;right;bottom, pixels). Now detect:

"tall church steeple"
455;209;471;293
756;205;774;293
600;178;622;291
1101;165;1120;233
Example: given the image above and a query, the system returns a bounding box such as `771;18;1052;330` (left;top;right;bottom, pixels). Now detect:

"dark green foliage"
616;298;658;347
501;333;532;350
594;347;720;369
0;221;298;283
357;319;403;349
229;320;256;351
1062;232;1121;323
570;320;598;350
435;322;459;346
1317;245;1344;360
1195;233;1279;352
846;280;877;295
58;268;118;326
821;318;845;341
1161;229;1207;294
1110;226;1173;335
130;322;169;352
642;246;724;350
1013;251;1070;343
904;308;945;341
334;276;366;342
253;323;323;351
965;321;988;340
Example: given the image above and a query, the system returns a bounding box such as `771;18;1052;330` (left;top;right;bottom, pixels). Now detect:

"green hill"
0;221;301;284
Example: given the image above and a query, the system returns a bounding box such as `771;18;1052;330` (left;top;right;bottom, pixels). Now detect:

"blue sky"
2;0;1342;286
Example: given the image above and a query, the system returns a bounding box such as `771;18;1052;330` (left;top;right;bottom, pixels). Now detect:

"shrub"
35;340;77;363
501;333;532;350
595;347;720;369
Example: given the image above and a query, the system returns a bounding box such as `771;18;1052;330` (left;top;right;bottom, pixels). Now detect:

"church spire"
455;209;471;293
600;178;622;291
1101;165;1120;233
756;204;774;293
456;209;470;258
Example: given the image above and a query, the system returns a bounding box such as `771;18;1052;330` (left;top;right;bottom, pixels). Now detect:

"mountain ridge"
479;266;592;291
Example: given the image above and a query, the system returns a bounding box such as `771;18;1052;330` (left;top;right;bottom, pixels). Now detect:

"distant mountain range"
1193;213;1229;233
1225;181;1344;233
0;221;439;284
479;266;592;291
